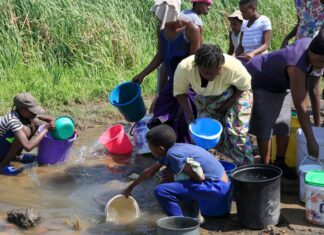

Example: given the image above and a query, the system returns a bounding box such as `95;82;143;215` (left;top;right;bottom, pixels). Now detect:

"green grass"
0;0;296;114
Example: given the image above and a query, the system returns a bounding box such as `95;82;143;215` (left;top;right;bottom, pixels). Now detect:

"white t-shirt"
180;10;203;27
241;15;272;53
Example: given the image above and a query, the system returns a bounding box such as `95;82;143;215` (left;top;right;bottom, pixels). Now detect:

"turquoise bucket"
109;82;146;122
51;116;75;140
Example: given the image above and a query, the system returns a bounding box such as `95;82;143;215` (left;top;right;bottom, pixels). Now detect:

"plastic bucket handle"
300;155;323;168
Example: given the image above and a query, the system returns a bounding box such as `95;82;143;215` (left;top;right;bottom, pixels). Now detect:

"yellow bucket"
271;113;300;167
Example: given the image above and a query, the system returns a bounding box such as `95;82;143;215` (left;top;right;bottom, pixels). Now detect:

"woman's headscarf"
151;0;181;30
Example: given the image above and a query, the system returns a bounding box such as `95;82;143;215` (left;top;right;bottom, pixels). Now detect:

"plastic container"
198;160;235;216
271;112;300;167
156;216;199;235
130;114;152;155
38;125;77;165
296;127;324;168
230;164;282;229
189;118;222;150
298;156;322;202
99;124;133;155
51;116;75;140
109;82;146;122
305;170;324;225
220;160;237;175
105;195;139;223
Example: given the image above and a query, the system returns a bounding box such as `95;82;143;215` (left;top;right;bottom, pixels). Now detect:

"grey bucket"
156;216;199;235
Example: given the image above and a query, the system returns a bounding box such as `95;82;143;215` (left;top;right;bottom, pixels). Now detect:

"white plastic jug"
130;114;152;155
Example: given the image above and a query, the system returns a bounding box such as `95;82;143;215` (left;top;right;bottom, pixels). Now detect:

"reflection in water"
0;127;163;234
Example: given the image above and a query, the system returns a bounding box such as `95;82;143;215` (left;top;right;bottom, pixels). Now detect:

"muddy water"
0;127;163;234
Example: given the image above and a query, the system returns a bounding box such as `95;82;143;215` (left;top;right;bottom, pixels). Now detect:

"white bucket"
298;164;322;202
296;127;324;168
105;195;140;223
130;114;152;155
305;173;324;225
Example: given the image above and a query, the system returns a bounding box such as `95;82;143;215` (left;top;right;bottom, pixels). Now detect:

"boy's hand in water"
123;186;133;198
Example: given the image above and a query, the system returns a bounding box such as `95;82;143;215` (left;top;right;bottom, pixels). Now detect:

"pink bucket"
99;124;133;155
37;125;77;165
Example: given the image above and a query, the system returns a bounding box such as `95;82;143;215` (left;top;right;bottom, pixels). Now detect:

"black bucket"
230;164;282;229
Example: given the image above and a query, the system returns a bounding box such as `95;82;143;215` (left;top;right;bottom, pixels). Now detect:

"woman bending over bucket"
174;44;254;166
246;29;324;179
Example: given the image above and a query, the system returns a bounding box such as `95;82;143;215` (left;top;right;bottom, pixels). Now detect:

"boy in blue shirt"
123;124;230;218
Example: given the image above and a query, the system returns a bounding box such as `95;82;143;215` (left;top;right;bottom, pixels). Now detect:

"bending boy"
123;125;230;217
0;93;55;169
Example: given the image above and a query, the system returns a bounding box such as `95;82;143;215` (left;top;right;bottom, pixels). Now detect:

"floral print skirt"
195;87;254;166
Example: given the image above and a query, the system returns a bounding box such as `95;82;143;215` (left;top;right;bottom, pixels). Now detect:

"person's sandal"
17;154;37;164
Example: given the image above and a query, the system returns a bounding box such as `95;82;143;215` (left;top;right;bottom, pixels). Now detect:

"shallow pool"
0;127;163;234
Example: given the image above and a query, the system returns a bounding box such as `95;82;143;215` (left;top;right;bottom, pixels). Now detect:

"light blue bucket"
189;118;222;150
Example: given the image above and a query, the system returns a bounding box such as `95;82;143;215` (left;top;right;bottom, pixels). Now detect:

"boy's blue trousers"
155;179;231;216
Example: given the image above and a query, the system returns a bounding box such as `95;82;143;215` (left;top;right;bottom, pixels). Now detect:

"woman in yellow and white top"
174;44;253;165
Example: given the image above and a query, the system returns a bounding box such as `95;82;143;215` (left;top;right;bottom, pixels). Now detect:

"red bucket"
99;124;133;155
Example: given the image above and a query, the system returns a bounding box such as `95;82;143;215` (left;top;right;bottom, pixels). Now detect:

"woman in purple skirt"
132;0;201;143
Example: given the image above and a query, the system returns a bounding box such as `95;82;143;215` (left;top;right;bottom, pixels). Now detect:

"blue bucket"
220;160;237;175
199;160;235;217
189;118;222;150
109;82;146;122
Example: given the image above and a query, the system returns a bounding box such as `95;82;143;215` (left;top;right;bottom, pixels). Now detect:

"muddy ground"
47;97;324;235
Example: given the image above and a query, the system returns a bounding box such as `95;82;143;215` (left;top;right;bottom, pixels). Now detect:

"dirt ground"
58;97;324;235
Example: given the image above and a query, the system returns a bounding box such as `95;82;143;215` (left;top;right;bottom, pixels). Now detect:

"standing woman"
174;44;254;166
132;0;201;143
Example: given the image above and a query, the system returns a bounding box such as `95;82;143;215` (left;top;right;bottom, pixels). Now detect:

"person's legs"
249;89;279;163
1;126;32;167
223;90;254;165
271;92;296;179
275;135;290;158
256;138;272;164
155;180;230;216
0;133;14;163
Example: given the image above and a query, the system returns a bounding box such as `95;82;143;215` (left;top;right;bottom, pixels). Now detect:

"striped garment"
0;111;24;137
241;15;272;53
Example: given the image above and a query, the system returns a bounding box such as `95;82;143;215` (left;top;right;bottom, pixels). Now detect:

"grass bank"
0;0;296;116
